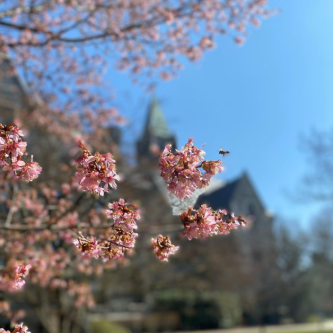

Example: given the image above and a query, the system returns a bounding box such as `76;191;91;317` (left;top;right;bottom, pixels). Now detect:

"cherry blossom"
0;0;273;147
14;264;31;289
0;124;41;181
180;204;246;240
159;138;224;200
102;228;138;259
75;141;119;195
152;235;179;262
0;1;274;328
0;263;31;292
0;127;250;333
73;236;102;259
74;200;140;260
73;229;138;261
0;323;30;333
18;161;42;182
106;199;141;232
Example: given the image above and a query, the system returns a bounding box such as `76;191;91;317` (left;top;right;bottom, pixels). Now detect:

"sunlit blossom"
159;138;223;200
152;235;179;262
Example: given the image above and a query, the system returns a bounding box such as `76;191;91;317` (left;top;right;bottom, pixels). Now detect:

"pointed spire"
143;97;171;138
137;97;177;164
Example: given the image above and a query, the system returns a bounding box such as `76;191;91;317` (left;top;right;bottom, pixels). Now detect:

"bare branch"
4;183;18;226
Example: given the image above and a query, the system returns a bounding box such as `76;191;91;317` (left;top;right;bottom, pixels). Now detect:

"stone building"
135;97;274;239
0;56;33;123
123;98;281;329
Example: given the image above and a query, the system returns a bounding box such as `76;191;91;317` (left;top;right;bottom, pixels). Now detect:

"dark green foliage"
151;297;221;330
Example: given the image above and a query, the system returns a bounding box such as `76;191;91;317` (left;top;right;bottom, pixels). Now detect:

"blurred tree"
0;1;275;332
286;128;333;322
307;212;333;319
299;129;333;202
0;0;273;145
276;226;311;323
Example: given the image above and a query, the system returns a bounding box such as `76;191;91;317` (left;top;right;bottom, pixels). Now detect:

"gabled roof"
196;172;267;215
196;176;240;211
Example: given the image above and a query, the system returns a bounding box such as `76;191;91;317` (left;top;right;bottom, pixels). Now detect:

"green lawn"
266;330;333;333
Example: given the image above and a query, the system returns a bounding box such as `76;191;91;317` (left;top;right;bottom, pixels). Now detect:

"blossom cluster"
0;128;244;333
73;236;101;259
0;323;30;333
73;231;137;261
0;264;31;292
73;199;140;260
0;0;272;145
106;198;140;232
14;265;32;289
180;204;246;240
159;138;223;200
151;235;179;262
75;141;119;196
0;124;41;181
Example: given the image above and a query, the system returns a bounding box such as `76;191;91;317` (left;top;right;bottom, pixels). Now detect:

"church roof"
142;97;172;139
196;172;267;216
196;177;240;210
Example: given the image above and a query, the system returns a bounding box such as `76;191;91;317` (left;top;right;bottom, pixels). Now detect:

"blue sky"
108;0;333;228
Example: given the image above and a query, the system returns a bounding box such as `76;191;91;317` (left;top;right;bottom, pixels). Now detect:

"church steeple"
137;98;177;163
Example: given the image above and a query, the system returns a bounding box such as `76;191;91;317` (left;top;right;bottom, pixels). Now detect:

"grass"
276;330;333;333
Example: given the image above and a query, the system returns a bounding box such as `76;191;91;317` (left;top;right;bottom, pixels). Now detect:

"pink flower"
2;138;27;160
180;205;246;240
73;200;140;261
202;160;224;175
251;17;261;27
0;324;29;333
12;324;30;333
2;160;25;172
73;237;102;259
0;329;9;333
152;235;179;262
106;199;140;232
101;228;137;260
10;125;24;139
75;142;119;195
0;124;41;181
74;228;137;261
199;36;215;49
0;137;5;151
234;36;245;45
159;138;224;200
14;264;31;290
18;161;42;182
109;228;138;249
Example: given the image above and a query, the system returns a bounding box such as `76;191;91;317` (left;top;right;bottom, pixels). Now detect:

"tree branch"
4;183;18;226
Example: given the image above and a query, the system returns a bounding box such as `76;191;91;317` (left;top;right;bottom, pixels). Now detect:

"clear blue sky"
107;0;333;228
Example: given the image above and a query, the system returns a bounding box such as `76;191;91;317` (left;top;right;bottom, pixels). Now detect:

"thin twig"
4;183;18;226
